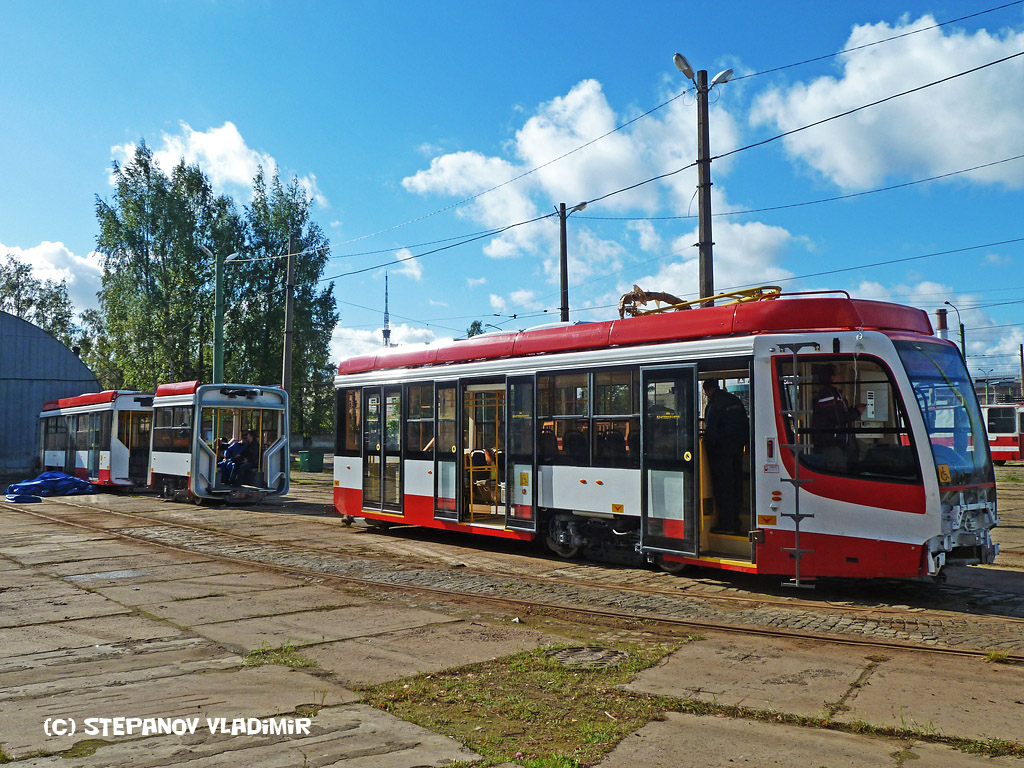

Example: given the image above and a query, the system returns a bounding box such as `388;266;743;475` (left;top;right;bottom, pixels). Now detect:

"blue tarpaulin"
5;471;97;498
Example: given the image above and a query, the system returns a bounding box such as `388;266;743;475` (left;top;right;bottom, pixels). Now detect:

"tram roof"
41;390;143;412
154;380;201;398
338;296;933;376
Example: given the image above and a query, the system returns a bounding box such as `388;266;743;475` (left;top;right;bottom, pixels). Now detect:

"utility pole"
1019;344;1023;401
695;69;714;307
673;54;732;308
559;203;569;322
281;234;295;395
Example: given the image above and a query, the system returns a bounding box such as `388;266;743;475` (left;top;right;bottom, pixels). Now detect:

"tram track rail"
5;495;1024;662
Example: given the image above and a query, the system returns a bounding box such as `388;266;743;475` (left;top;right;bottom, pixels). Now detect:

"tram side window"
405;383;434;459
987;407;1016;434
776;357;918;481
593;369;640;468
336;388;361;457
152;406;194;453
538;372;589;465
42;416;68;452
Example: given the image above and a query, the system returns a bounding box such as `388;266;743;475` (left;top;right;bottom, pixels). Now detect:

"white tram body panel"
39;391;152;487
149;381;290;500
332;295;997;580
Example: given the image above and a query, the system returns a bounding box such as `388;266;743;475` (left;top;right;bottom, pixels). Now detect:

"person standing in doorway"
703;378;749;535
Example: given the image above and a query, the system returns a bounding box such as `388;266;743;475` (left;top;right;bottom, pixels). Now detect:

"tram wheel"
657;556;690;574
545;514;580;559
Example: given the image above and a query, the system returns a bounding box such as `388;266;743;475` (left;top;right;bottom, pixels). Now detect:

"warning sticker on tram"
937;464;952;483
612;504;624;514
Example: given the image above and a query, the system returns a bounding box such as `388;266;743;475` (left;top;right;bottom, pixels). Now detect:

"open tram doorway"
698;365;753;562
461;382;506;525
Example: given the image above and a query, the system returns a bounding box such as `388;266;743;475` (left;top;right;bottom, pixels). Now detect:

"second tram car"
982;403;1024;464
149;381;290;500
39;390;153;487
332;293;997;580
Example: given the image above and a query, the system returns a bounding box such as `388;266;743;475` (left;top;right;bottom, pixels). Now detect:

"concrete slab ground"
837;651;1024;741
622;633;861;718
304;618;556;687
14;705;481;768
0;506;553;765
625;631;1024;744
593;712;1019;768
190;604;458;651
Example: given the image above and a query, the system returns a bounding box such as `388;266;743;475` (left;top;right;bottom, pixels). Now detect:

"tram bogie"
333;293;999;581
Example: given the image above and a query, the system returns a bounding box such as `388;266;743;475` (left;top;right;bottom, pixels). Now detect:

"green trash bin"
298;449;324;472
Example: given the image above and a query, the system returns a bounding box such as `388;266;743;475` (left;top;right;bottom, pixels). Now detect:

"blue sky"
3;1;1024;380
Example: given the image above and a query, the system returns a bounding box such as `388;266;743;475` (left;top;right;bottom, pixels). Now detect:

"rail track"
6;491;1024;661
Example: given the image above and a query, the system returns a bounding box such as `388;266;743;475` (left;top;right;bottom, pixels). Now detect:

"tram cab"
149;381;290;500
332;292;998;581
39;391;153;487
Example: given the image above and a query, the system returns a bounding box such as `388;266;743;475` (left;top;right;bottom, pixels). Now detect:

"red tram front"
331;294;997;581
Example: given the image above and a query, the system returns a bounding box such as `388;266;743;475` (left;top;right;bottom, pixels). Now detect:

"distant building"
0;311;99;477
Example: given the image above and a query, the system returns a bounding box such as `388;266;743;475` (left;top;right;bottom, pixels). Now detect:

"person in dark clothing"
702;378;749;535
218;438;246;485
229;430;260;486
811;364;865;472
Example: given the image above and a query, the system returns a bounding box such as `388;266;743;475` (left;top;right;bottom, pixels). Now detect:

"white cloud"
750;16;1024;190
489;293;507;312
622;220;796;303
467;276;487;288
0;241;102;316
392;248;423;281
329;322;444;365
628;220;663;253
402;77;744;261
111;121;328;205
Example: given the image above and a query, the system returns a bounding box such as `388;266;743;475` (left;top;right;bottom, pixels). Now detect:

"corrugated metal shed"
0;311;99;475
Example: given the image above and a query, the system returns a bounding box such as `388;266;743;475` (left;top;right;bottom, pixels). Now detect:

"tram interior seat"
539;429;558;463
563;430;588;463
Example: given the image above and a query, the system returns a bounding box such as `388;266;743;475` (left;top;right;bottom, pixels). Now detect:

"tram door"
505;376;537;532
640;366;699;557
125;411;152;484
434;383;460;521
362;386;403;514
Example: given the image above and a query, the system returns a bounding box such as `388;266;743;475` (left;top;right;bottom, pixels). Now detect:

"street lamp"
674;52;733;307
198;245;239;385
558;201;587;322
944;301;966;358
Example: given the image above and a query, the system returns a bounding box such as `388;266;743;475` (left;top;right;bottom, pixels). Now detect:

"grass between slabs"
358;641;689;768
243;641;316;669
358;640;1024;767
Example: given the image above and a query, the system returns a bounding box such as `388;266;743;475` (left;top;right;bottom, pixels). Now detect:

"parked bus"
332;291;997;581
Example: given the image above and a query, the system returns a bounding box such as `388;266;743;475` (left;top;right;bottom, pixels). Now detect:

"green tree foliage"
0;254;79;345
466;320;484;337
94;143;242;390
90;144;337;436
225;169;338;437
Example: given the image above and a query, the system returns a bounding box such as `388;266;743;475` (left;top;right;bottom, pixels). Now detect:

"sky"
2;1;1024;382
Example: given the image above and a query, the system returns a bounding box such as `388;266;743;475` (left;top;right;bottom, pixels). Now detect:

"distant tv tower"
382;271;392;347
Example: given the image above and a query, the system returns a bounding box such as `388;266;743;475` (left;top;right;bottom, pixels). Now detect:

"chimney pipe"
935;308;949;340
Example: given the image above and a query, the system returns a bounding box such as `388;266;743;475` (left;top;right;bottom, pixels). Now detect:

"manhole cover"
547;647;629;669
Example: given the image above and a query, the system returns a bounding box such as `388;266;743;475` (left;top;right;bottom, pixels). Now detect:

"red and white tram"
332;293;997;580
149;381;290;500
39;390;153;487
982;403;1024;464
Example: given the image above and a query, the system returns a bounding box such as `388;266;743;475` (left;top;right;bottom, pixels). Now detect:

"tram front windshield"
894;339;993;487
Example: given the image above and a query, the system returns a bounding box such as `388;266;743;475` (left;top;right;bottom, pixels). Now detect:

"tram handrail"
263;437;288;491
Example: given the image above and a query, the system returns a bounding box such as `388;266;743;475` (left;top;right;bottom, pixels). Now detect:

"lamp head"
673;52;695;80
711;68;734;87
